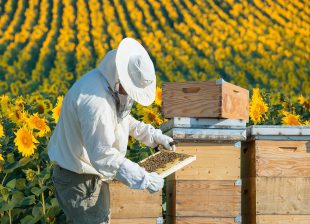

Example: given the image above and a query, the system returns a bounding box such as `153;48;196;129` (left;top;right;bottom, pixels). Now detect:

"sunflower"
142;107;164;125
282;111;301;125
28;113;51;137
154;87;162;106
0;153;3;161
23;169;36;181
10;83;19;96
249;88;269;124
14;126;39;157
0;95;11;114
52;96;64;123
0;121;4;138
36;100;49;115
297;95;307;105
15;96;25;110
8;106;28;126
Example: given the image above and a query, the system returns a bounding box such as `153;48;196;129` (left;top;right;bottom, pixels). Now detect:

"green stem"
1;173;8;185
41;191;46;215
37;165;46;216
8;209;12;224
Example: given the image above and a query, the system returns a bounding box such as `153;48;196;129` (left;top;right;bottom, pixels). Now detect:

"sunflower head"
249;88;269;124
52;96;64;123
14;126;39;157
8;106;28;126
154;87;162;106
282;112;301;125
28;113;50;137
0;121;4;138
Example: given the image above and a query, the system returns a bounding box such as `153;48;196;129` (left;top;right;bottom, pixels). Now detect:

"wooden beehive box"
241;125;310;224
109;181;163;224
162;79;249;121
161;118;246;223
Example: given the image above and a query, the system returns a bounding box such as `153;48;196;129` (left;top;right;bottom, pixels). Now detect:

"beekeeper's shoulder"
71;69;116;119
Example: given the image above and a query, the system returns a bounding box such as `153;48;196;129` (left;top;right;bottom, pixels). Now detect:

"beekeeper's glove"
146;172;164;193
153;129;176;151
115;158;164;193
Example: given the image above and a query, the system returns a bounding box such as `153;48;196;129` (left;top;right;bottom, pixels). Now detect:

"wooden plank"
162;81;221;118
221;81;249;122
256;215;310;224
256;177;310;214
168;143;240;180
112;218;159;224
110;181;162;218
159;117;246;133
256;140;310;177
166;180;241;217
164;128;246;142
166;216;237;224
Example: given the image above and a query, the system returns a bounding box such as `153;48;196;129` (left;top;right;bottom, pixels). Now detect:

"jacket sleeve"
128;115;161;148
78;100;125;179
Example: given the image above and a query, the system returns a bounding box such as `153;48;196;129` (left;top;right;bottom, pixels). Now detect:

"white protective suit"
47;50;169;191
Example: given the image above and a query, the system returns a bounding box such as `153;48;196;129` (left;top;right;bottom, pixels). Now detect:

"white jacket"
47;68;160;181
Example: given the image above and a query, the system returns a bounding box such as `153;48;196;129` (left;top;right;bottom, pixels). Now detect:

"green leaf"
15;178;26;190
32;204;43;219
7;153;15;164
20;215;35;224
31;186;47;197
4;157;32;173
20;195;36;206
6;179;16;189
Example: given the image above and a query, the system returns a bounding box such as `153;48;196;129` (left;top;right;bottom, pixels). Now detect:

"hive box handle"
182;87;200;93
278;146;298;152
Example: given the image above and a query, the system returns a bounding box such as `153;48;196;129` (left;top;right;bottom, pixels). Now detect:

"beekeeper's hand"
146;172;164;193
153;130;176;151
115;158;149;190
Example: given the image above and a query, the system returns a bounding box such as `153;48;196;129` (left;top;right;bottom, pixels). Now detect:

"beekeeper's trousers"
52;164;111;224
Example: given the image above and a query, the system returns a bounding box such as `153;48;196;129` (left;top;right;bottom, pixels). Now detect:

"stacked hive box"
109;181;163;224
162;79;249;224
162;118;245;223
242;126;310;224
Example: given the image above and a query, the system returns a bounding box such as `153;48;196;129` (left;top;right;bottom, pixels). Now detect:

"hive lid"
246;125;310;140
163;127;246;142
139;151;196;178
160;117;246;133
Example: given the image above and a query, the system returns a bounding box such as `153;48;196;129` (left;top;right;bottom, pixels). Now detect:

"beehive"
162;79;249;121
161;117;246;224
109;181;163;224
241;125;310;224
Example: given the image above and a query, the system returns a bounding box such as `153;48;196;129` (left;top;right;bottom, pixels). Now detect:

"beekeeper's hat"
115;37;156;106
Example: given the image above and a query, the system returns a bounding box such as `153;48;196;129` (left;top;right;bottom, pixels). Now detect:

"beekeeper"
47;37;175;224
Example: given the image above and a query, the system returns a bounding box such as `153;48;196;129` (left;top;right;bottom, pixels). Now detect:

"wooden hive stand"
242;126;310;224
161;117;246;224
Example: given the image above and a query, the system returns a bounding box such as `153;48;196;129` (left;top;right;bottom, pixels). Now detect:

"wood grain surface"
255;140;310;177
110;181;162;218
221;81;249;121
162;80;249;120
166;180;241;217
167;142;240;180
166;216;237;224
242;177;310;215
112;218;160;224
163;81;221;118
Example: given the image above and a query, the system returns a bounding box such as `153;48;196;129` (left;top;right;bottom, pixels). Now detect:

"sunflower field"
0;0;309;223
